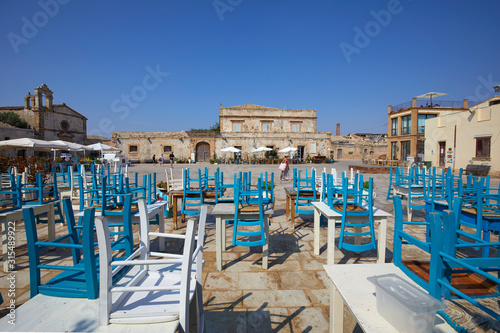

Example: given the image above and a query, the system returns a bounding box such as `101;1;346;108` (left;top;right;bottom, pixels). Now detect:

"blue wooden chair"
0;174;22;213
294;169;317;216
232;177;267;248
214;169;235;203
335;176;376;253
23;204;98;299
181;168;205;218
428;210;500;327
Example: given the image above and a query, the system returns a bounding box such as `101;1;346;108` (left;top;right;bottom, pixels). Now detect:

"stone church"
0;84;88;143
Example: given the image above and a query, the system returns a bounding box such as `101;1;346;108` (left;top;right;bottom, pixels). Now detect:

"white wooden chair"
166;167;184;191
95;198;203;332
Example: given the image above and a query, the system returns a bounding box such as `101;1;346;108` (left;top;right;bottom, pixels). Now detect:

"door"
438;141;446;167
297;146;305;161
337;149;342;159
196;142;210;162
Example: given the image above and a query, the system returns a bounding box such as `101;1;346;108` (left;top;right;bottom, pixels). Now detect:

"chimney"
336;122;340;136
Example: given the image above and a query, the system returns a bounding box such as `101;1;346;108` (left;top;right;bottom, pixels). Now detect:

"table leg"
291;198;295;228
216;216;222;271
286;194;290;221
47;203;56;243
222;218;226;251
158;209;165;252
330;280;344;333
327;217;337;265
377;217;387;264
314;207;320;256
263;215;269;269
173;196;178;230
1;219;9;272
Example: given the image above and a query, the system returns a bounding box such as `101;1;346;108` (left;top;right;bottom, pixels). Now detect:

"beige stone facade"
112;104;388;163
424;96;500;176
0;84;88;143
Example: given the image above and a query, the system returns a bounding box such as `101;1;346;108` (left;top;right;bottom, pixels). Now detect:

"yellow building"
387;97;469;162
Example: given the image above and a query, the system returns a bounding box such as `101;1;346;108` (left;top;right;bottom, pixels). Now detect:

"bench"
465;164;490;176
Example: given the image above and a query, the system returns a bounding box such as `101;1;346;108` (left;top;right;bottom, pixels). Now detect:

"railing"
390;100;476;113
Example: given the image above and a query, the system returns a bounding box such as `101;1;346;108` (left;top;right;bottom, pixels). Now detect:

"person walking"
169;151;175;167
159;154;164;166
152;154;157;166
279;156;289;181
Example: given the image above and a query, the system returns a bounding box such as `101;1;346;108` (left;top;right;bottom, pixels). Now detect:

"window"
232;122;241;132
60;120;70;131
391;142;397;160
400;141;411;161
401;116;411;135
129;145;138;152
262;123;271;132
418;114;436;134
291;123;300;132
476;137;491;158
163;146;172;152
391;118;398;136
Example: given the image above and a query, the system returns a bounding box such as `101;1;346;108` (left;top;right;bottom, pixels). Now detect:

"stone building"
112;104;388;163
0;84;88;143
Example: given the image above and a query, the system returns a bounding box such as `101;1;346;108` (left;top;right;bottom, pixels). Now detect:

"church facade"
0;84;88;143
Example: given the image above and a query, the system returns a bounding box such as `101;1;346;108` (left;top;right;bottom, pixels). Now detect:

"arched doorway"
196;142;211;162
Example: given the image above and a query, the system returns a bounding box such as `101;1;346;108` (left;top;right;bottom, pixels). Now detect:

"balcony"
390;99;474;113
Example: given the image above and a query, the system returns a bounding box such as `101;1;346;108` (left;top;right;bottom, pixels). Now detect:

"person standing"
152;154;157;166
283;156;290;180
159;154;164;166
169;151;175;167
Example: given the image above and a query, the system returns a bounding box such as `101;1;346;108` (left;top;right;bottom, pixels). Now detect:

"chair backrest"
96;198;199;330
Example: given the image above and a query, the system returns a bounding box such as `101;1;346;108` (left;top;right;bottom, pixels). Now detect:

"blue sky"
0;0;499;137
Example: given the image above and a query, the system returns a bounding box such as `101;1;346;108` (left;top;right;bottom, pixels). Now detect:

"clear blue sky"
1;0;499;137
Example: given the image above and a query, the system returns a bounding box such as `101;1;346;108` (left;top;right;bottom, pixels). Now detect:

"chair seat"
39;264;90;298
110;270;195;325
238;204;261;212
332;204;367;213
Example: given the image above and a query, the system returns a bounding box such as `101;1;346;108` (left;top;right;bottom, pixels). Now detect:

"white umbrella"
416;92;447;106
221;147;241;153
251;146;272;153
0;138;67;151
49;140;90;151
86;142;121;152
279;147;297;153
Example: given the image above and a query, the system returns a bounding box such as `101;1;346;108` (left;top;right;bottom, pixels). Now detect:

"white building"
424;96;500;176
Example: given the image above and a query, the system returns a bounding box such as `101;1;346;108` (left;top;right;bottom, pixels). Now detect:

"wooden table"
284;187;321;229
0;202;56;272
168;189;218;229
76;201;168;251
312;202;392;265
212;203;273;270
324;263;455;333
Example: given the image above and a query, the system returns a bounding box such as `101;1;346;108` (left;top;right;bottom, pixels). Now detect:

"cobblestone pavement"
1;160;498;332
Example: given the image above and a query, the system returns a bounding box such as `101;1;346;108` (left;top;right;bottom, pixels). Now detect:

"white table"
323;263;455;333
0;266;180;332
312;202;392;265
212;203;273;270
75;201;168;251
0;202;56;272
393;184;425;219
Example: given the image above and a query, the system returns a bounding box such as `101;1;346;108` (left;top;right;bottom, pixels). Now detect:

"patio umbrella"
0;138;68;151
251;146;272;153
416;92;447;106
86;142;121;152
278;147;297;153
49;140;91;151
220;147;241;153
